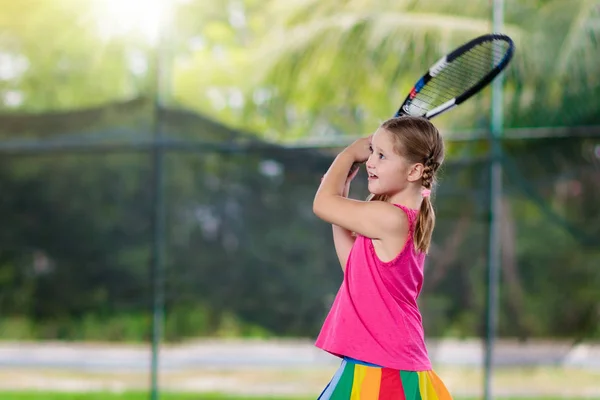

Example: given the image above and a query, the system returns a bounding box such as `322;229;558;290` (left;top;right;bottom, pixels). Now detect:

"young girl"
312;116;452;399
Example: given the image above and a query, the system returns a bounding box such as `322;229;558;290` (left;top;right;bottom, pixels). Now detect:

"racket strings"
443;42;509;81
436;46;506;86
410;40;510;113
445;50;507;81
414;67;482;108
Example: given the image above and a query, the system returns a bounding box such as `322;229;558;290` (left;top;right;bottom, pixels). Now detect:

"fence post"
150;2;172;400
484;1;505;400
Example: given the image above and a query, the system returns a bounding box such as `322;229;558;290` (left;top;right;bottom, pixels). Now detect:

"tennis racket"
350;33;515;174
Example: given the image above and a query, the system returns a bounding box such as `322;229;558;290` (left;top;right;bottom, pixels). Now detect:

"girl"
313;116;452;399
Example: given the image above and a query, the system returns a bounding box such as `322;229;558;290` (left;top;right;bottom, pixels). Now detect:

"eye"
369;145;373;153
379;153;385;160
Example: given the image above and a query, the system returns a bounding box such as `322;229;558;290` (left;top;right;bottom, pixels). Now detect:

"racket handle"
348;162;362;176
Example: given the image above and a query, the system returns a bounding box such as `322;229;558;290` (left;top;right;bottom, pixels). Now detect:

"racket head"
395;33;515;120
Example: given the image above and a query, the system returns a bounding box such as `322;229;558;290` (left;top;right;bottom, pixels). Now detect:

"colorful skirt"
318;357;452;400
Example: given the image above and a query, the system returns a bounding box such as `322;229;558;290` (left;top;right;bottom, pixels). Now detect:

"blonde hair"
369;116;444;253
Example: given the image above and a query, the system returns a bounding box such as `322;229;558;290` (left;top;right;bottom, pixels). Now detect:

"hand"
343;164;359;197
344;136;371;163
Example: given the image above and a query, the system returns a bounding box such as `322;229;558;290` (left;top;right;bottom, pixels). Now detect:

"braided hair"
379;116;444;253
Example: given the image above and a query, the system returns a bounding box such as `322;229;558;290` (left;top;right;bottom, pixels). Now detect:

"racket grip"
348;162;362;176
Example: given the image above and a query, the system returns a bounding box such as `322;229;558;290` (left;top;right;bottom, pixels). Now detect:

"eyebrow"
370;142;386;153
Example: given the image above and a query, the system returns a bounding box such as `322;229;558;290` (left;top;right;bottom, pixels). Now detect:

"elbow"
313;194;339;222
312;196;324;218
313;194;330;220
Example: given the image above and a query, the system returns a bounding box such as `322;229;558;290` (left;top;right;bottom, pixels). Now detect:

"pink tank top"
315;204;432;371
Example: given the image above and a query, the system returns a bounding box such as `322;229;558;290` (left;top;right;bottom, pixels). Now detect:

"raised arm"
313;138;406;240
331;168;358;272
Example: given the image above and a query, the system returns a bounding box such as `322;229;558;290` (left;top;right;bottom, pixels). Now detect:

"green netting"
1;109;598;341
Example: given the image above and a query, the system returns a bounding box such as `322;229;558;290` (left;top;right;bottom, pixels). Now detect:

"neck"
387;185;423;210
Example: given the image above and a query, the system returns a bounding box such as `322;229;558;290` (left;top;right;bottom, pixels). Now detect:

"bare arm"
332;225;353;271
313;149;406;240
331;174;357;272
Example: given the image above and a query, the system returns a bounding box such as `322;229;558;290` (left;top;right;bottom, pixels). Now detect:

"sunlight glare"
97;0;168;43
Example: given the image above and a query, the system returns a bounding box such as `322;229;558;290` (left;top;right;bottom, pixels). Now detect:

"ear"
407;163;424;182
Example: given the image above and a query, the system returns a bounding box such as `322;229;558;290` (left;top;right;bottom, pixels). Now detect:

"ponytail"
365;115;443;253
414;195;435;253
368;190;435;254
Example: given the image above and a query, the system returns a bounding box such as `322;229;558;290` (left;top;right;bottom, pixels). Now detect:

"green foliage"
1;133;598;341
0;0;151;113
165;0;600;139
0;0;598;342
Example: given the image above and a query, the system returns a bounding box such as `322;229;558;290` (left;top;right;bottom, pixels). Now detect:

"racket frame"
348;33;515;175
394;33;515;120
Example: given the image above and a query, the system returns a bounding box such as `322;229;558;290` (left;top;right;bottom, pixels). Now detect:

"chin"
368;182;384;194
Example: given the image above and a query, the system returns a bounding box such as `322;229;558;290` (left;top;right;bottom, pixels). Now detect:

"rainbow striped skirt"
318;358;452;400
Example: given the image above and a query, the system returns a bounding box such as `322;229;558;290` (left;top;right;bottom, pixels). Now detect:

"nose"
366;153;376;169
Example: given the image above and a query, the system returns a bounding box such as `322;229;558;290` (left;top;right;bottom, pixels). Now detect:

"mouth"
368;172;378;181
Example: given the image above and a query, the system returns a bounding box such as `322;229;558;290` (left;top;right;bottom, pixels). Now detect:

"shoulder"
360;201;411;238
313;197;409;240
367;201;410;230
391;204;418;226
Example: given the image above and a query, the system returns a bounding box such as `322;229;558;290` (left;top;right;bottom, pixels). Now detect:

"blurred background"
0;0;599;399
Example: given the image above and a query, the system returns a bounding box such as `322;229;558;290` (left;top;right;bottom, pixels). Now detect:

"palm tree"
242;0;600;140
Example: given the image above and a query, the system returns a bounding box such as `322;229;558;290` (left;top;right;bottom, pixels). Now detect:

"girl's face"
366;128;416;196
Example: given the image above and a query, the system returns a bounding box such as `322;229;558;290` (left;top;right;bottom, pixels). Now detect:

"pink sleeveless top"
315;204;432;371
